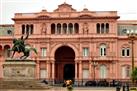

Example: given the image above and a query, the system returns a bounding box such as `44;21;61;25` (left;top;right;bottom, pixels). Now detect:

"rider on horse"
10;33;37;59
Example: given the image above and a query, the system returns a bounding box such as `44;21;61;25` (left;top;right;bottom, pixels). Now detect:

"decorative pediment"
37;9;50;19
54;2;76;12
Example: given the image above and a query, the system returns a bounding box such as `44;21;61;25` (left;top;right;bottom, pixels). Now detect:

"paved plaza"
1;87;117;91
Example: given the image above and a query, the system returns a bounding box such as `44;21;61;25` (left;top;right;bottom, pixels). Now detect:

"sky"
0;0;137;24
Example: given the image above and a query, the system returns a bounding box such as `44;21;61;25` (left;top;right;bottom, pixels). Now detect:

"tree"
131;67;137;82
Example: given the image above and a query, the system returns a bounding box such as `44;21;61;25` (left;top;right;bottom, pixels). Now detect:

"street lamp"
126;29;137;83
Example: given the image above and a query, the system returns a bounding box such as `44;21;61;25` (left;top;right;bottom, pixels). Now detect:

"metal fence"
45;79;137;87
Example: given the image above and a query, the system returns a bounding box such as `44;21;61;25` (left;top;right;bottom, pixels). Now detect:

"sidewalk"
1;87;117;91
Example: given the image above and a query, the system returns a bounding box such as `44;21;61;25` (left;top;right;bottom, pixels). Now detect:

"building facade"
0;3;137;84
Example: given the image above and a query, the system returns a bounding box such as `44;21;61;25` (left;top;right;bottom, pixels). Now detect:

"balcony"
78;55;116;62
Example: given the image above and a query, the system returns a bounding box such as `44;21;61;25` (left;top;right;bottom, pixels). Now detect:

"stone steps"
0;80;50;89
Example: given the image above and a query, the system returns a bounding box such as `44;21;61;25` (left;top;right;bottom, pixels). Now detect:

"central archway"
55;46;75;83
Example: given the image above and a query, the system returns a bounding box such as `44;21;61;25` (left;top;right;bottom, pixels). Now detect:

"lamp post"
126;29;137;83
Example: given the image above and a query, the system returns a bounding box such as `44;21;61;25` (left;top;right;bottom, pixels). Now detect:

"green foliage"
131;67;137;81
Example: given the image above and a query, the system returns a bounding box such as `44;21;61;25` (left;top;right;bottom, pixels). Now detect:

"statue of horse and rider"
10;33;37;59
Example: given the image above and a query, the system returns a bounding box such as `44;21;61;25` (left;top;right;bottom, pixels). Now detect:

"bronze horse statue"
10;34;37;59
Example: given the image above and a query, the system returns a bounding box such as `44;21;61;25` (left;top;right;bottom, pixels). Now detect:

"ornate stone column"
61;24;63;34
67;24;69;34
73;24;75;34
89;61;92;79
55;24;58;34
75;61;78;80
79;61;82;84
51;61;55;84
46;61;50;81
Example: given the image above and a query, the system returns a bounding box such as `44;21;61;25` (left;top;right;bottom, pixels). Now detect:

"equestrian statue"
10;33;37;59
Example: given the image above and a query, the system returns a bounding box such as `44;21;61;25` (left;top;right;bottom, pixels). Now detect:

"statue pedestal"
3;59;36;80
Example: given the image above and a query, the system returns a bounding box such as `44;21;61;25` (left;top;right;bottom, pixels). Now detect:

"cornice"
12;16;120;21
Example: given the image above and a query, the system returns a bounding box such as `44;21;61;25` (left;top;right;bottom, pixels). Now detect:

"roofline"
0;24;14;27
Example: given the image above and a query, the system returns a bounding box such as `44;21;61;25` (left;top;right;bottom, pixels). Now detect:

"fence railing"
46;79;137;87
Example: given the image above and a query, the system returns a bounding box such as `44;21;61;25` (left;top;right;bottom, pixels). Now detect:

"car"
85;80;97;86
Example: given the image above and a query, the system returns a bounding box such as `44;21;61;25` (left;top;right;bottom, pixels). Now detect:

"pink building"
0;3;137;84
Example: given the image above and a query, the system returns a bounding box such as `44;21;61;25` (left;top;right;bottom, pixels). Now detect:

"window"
40;69;47;79
22;25;25;34
51;23;55;34
57;23;61;34
74;23;79;34
68;23;73;34
30;24;33;34
106;23;109;33
41;48;47;57
83;48;89;57
96;23;100;34
100;65;107;79
96;23;109;34
126;48;130;56
22;24;34;35
121;66;130;78
100;44;106;56
83;69;89;79
7;30;12;35
51;23;79;34
122;48;130;57
26;24;29;34
63;23;67;34
101;23;105;34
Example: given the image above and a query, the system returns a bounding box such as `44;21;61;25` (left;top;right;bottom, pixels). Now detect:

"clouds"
0;0;137;24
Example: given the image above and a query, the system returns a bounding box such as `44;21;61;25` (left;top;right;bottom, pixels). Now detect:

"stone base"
3;59;36;80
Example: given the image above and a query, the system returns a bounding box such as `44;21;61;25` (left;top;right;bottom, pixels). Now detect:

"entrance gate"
55;46;75;84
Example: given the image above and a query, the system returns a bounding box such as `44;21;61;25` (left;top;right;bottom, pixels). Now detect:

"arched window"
106;23;109;33
121;65;130;78
4;45;10;58
74;23;79;34
99;44;107;56
51;23;55;34
68;23;73;34
30;24;33;34
96;23;100;34
101;23;105;34
63;23;67;34
57;23;61;34
26;24;29;34
121;48;130;57
100;65;107;79
22;25;25;34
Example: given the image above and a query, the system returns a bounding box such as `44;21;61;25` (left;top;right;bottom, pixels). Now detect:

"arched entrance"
55;46;75;83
